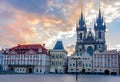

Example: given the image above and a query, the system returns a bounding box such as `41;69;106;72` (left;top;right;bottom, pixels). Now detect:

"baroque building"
93;50;120;75
2;44;50;74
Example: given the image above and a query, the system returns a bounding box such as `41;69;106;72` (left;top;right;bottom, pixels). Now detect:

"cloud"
116;44;120;47
5;0;48;14
107;44;120;51
65;44;75;56
0;0;120;55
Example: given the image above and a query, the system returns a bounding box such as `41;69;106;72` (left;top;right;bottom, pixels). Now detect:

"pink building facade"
93;50;120;75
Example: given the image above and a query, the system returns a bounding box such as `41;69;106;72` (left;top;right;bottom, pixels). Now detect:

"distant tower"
76;10;87;56
94;3;106;52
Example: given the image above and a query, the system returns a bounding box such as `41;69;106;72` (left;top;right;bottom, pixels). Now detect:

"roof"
94;50;119;55
83;30;95;44
94;9;106;31
2;44;50;55
53;41;64;50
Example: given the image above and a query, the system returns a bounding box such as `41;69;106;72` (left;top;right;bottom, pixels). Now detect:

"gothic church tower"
76;11;87;56
94;8;106;52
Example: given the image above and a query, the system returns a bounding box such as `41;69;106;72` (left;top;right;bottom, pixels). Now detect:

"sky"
0;0;120;55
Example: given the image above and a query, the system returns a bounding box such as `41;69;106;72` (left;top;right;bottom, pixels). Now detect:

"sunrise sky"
0;0;120;55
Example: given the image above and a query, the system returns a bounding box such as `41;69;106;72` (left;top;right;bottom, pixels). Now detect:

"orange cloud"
0;0;120;55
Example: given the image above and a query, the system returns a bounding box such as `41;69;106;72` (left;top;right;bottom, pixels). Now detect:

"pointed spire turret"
98;0;102;19
77;9;87;31
80;11;84;21
98;9;102;19
94;0;106;31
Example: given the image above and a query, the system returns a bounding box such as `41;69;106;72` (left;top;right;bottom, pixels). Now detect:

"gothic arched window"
80;33;82;39
87;46;93;56
98;32;101;39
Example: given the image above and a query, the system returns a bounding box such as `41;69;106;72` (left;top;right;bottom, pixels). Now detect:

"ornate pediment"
27;49;35;54
9;50;17;55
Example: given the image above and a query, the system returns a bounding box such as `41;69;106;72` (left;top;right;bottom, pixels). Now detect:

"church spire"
98;0;102;19
98;8;102;19
80;11;84;21
80;4;84;21
94;0;106;31
78;2;87;32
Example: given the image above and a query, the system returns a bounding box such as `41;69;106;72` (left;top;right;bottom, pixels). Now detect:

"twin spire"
78;0;106;31
77;9;87;31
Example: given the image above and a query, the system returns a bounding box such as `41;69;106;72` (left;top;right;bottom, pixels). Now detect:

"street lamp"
72;56;81;82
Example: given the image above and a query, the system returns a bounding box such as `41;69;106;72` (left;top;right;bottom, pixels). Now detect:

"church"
76;8;106;56
68;7;107;73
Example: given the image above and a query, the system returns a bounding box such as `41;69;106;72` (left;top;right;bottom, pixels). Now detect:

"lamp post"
72;56;81;82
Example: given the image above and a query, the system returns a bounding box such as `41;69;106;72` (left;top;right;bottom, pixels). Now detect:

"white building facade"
93;50;120;75
0;51;3;71
68;55;82;73
2;44;50;74
68;52;92;74
49;41;67;73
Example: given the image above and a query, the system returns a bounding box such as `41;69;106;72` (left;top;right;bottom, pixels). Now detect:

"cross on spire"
98;0;102;19
77;0;86;31
80;0;84;21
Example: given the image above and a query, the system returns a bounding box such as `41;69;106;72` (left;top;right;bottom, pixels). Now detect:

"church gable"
86;31;94;41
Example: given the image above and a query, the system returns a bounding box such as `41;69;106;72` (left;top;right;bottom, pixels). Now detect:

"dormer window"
38;48;42;53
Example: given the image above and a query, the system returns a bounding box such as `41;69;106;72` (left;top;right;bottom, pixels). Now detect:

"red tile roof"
3;44;50;55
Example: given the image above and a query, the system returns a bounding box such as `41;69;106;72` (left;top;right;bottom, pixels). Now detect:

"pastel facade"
0;51;3;70
49;41;67;73
93;50;120;75
68;55;82;73
2;44;50;74
68;52;92;73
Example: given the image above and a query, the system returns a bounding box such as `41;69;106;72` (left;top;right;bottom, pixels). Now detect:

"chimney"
43;44;45;47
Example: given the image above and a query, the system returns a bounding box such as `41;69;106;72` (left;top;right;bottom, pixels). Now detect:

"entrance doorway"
82;69;85;74
55;69;58;73
104;70;109;75
28;68;33;73
10;67;14;71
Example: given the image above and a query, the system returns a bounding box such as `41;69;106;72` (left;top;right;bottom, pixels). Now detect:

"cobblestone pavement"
0;74;120;82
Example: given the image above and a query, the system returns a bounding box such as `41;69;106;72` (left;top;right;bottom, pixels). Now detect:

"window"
56;61;58;65
36;69;38;72
73;64;75;66
87;46;93;56
56;55;58;58
51;61;54;65
38;48;42;52
52;55;54;58
40;70;42;73
59;55;62;58
98;31;102;39
83;64;84;67
89;64;91;67
80;33;82;39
